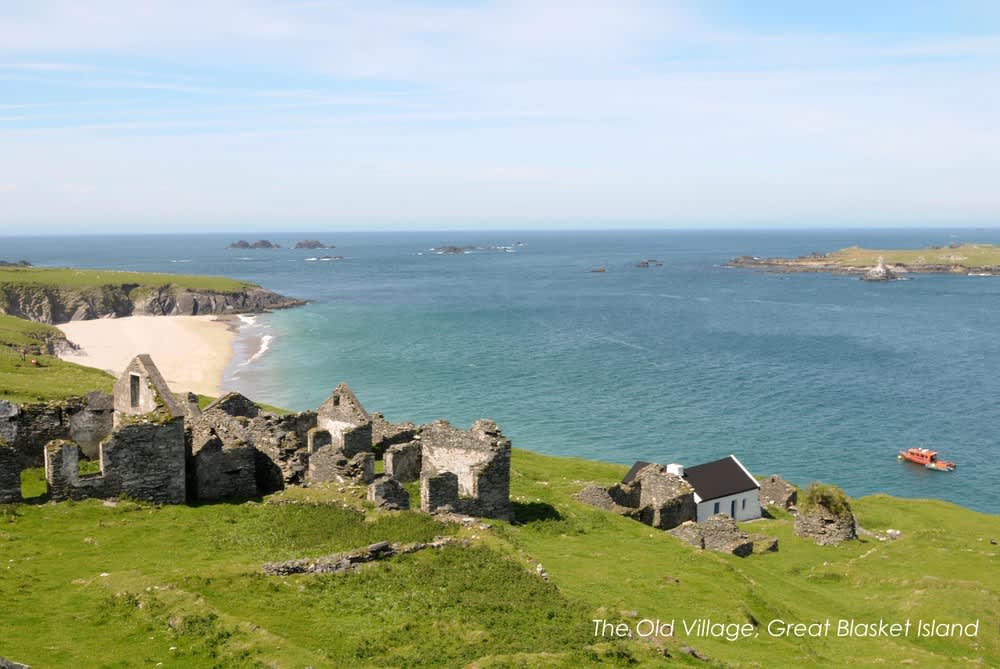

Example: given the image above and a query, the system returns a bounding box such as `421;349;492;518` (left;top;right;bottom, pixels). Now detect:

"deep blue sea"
3;229;998;514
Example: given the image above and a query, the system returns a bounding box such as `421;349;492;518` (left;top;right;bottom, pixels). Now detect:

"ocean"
3;229;998;514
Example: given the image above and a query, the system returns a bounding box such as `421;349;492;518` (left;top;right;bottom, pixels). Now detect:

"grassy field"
827;243;1000;268
1;451;996;668
0;314;114;403
0;265;257;292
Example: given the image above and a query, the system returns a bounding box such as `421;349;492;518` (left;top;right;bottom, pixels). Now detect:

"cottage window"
713;501;720;514
742;498;747;510
129;374;140;408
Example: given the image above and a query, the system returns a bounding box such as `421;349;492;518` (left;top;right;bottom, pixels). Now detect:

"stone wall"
371;412;418;455
316;384;372;457
186;419;257;501
0;394;114;466
759;475;797;509
0;443;22;504
45;418;186;504
384;441;421;482
418;419;512;520
596;464;696;531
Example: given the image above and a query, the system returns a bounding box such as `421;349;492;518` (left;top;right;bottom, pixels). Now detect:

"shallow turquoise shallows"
4;229;998;513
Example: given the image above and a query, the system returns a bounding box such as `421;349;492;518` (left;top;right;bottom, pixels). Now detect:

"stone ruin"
2;354;513;522
794;500;858;545
759;474;797;509
45;355;187;504
670;514;755;557
577;462;779;556
577;462;696;530
418;419;513;521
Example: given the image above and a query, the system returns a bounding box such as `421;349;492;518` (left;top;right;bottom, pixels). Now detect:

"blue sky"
1;1;999;233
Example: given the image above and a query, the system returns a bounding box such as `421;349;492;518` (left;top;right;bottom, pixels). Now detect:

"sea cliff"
0;266;303;324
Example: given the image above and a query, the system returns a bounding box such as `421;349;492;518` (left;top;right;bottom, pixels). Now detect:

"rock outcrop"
862;256;897;281
294;240;334;249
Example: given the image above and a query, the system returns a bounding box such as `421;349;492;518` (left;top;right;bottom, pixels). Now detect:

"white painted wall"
695;489;761;523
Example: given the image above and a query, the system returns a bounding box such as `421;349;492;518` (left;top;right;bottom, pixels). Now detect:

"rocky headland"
0;268;304;324
728;243;1000;277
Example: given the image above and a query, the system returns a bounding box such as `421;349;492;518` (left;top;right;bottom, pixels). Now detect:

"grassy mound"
799;482;853;516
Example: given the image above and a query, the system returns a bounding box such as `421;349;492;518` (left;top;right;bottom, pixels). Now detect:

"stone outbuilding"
759;474;797;509
670;514;755;557
606;463;696;530
316;383;372;457
45;355;187;504
419;419;512;520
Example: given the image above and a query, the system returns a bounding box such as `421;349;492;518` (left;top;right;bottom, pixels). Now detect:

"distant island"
294;239;335;249
228;239;280;249
728;243;1000;277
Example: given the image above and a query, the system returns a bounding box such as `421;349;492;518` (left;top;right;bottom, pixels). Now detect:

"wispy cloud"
0;1;998;230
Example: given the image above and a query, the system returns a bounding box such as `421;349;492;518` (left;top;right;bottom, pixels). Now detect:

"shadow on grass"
513;501;562;523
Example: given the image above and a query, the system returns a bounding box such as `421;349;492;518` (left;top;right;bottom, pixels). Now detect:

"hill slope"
1;450;995;668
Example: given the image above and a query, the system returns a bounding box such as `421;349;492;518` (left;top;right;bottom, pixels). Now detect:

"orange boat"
898;447;956;472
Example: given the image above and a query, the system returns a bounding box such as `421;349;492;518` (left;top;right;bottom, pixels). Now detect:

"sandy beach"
57;315;236;397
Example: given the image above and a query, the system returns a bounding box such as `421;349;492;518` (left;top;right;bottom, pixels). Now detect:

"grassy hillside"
827;243;1000;268
0;314;114;403
0;265;256;292
1;451;996;668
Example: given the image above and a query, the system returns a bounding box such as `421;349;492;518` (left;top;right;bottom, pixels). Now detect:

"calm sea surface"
3;229;998;513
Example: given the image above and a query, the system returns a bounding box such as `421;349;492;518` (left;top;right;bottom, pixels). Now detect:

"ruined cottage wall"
186;419;258;501
113;362;161;417
384;441;421;482
191;440;257;501
100;419;186;504
45;440;111;501
0;444;22;504
1;396;113;467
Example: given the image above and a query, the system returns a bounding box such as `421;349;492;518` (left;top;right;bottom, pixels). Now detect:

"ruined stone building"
419;419;513;521
45;355;187;504
5;354;513;521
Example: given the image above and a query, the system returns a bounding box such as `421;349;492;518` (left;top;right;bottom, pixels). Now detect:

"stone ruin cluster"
576;462;843;555
0;355;512;521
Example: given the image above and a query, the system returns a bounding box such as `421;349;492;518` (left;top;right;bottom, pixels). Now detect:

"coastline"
56;315;237;397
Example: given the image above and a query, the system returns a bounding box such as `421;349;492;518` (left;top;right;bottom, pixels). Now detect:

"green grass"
799;482;851;516
826;244;1000;268
0;265;257;292
0;315;114;403
1;449;996;668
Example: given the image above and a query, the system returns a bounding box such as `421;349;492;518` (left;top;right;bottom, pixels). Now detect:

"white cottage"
676;455;761;522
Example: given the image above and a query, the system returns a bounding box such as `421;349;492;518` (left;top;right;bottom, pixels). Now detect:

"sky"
1;1;999;234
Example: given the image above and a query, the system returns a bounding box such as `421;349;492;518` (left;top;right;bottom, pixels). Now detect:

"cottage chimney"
666;463;684;477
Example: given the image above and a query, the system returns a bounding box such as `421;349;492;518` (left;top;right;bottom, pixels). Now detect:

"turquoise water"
3;230;998;513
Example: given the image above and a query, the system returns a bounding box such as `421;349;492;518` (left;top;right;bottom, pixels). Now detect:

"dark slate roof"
622;461;652;485
683;455;759;501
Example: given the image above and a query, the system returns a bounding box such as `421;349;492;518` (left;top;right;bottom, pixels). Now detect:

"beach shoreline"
56;315;238;398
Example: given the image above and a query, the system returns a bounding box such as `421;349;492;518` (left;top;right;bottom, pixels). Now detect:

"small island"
228;239;281;249
728;243;1000;277
294;239;335;249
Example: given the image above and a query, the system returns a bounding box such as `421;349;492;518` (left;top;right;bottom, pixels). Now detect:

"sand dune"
57;315;236;397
